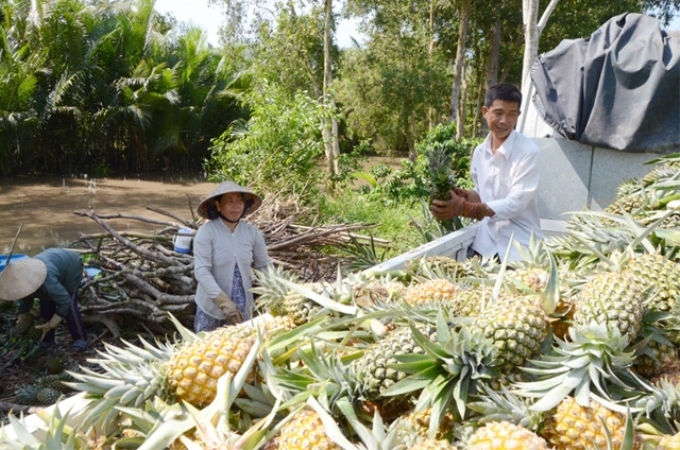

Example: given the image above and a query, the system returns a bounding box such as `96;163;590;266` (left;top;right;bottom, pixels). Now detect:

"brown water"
0;175;217;255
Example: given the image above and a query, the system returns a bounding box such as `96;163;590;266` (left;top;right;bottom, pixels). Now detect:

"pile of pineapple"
5;156;680;449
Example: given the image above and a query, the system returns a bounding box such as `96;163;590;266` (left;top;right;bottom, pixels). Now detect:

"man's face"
482;99;520;141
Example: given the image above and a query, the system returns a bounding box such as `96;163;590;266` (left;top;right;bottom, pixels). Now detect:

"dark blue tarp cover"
530;13;680;153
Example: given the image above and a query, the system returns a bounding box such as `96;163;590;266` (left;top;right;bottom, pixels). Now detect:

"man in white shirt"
430;83;542;262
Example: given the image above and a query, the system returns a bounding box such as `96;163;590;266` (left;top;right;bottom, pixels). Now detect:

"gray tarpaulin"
530;13;680;153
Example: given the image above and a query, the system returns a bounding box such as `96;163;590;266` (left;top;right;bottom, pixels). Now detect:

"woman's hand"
214;292;244;324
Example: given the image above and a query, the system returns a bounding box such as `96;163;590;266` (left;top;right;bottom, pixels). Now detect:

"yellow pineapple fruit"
392;407;455;446
467;421;550;449
408;439;458;450
272;409;340;450
659;432;680;450
403;279;458;306
542;396;639;450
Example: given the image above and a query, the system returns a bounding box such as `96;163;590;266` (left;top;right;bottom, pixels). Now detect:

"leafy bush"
206;81;327;200
415;121;478;190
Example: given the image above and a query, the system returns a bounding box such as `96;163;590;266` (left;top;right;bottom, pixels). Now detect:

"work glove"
35;315;64;340
459;198;494;221
430;191;494;221
214;291;244;325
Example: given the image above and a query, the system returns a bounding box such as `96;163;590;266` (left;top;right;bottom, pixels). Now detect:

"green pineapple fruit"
468;295;548;374
626;253;680;312
45;356;65;374
427;145;460;232
35;387;61;405
37;374;71;393
573;270;644;341
13;314;35;337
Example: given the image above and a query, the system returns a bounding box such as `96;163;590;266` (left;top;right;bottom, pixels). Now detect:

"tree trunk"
456;70;468;139
522;0;560;91
322;0;340;183
486;17;501;88
448;0;470;133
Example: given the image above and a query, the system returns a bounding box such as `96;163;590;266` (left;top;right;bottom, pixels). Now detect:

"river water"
0;175;217;256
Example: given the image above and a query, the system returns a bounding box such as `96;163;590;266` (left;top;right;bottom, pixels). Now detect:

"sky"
154;0;364;48
154;0;679;48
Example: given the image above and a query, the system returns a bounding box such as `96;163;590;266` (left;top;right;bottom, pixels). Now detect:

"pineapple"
45;356;65;375
71;315;295;430
659;432;680;450
634;339;679;379
37;374;71;393
468;295;548;373
467;421;550;449
427;145;459;232
166;323;259;406
542;396;638;450
408;439;457;450
449;285;490;318
573;270;644;341
403;279;458;307
36;387;61;405
626;253;680;312
270;409;341;450
13;314;35;337
350;324;437;418
392;407;455;446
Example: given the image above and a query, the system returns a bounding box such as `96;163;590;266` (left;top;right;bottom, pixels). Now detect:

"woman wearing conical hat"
193;181;272;332
0;248;89;352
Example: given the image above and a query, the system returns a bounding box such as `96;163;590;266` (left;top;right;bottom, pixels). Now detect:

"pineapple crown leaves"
465;384;544;432
383;318;500;419
271;341;356;410
278;277;358;317
305;395;359;450
2;408;80;450
336;397;400;450
513;322;645;413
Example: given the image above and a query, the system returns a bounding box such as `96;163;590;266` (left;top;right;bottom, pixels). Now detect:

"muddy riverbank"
0;175;217;255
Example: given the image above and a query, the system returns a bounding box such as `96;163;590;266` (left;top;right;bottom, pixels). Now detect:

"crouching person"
0;248;89;353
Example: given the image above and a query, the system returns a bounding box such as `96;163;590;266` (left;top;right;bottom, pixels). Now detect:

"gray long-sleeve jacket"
193;219;272;319
17;248;83;317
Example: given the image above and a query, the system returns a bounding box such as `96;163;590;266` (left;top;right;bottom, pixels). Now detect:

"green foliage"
206;82;326;199
318;189;425;257
416;121;477;191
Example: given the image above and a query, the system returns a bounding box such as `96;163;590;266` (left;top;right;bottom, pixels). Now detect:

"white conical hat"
0;223;48;301
0;257;47;301
197;181;263;219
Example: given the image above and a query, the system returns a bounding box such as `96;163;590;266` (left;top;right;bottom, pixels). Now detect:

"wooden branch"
75;211;178;266
124;273;194;305
147;206;196;228
82;315;121;339
74;210;179;227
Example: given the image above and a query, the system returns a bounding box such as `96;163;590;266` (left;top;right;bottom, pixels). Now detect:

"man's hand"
214;292;244;325
430;190;494;221
35;315;64;340
430;190;464;220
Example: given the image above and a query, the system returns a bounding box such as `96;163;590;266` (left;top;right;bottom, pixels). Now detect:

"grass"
318;189;432;260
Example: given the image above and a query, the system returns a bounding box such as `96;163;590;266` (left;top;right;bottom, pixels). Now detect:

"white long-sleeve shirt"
470;130;542;262
193;219;272;319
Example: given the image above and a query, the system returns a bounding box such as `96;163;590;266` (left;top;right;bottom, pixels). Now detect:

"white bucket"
173;227;195;254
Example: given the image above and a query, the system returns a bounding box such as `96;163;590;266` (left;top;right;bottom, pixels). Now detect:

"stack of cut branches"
70;193;388;329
